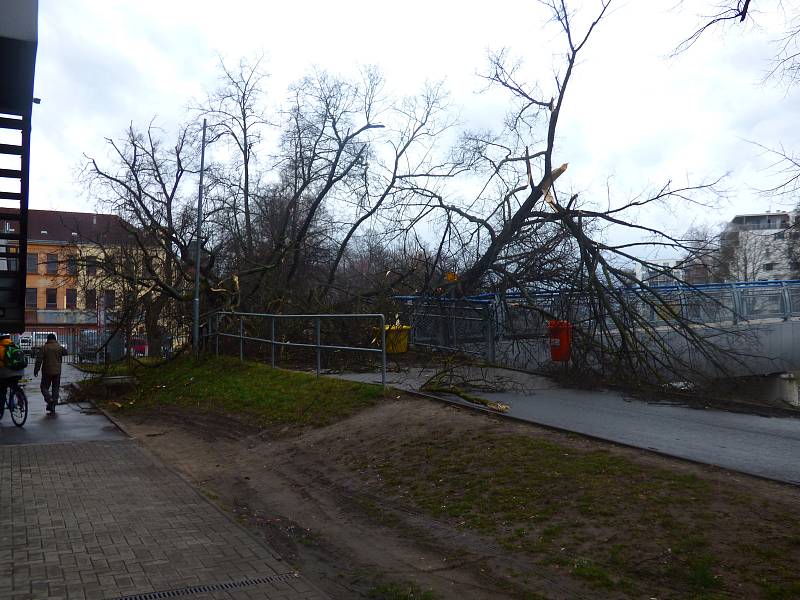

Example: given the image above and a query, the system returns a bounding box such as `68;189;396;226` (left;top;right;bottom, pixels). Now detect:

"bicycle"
0;376;28;427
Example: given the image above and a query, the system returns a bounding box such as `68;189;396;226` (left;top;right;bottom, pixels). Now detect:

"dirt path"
121;402;511;598
116;396;800;599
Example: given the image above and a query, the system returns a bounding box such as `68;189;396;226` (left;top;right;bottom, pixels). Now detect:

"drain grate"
110;572;300;599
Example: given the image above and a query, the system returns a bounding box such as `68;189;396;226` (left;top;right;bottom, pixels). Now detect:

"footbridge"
397;280;800;378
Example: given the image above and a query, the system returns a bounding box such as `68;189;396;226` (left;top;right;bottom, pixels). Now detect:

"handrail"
398;279;800;324
205;311;387;388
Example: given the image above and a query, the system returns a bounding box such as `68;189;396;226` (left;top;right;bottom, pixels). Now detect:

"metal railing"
206;311;387;388
727;222;790;231
397;280;800;364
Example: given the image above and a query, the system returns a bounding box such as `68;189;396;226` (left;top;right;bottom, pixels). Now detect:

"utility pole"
192;119;207;357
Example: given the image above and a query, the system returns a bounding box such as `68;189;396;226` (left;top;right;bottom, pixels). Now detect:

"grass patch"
100;355;383;429
75;356;165;375
352;430;800;598
572;559;614;590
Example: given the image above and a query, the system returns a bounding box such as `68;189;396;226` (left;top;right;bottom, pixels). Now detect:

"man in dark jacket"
34;334;68;413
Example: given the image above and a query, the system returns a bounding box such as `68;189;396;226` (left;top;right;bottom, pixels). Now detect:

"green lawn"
97;355;384;428
348;431;800;599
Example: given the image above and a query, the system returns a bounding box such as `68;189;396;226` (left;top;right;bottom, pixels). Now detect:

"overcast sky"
23;0;800;244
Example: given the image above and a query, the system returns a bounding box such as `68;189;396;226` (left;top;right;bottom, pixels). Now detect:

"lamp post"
192;119;207;358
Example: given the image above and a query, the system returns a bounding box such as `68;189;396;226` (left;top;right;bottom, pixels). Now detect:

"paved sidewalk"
0;364;125;445
0;439;326;599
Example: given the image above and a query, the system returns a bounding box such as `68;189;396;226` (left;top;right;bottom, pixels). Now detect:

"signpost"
192;119;207;357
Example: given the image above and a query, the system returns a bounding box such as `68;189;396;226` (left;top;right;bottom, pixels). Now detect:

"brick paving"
0;440;326;600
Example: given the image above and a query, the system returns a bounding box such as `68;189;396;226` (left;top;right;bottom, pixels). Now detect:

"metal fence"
12;326;116;364
397;280;800;368
205;311;388;387
399;299;497;361
15;321;191;365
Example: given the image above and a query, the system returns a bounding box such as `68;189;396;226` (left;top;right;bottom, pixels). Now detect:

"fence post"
215;313;219;356
239;317;244;361
452;308;457;348
270;317;276;368
315;317;321;377
486;304;496;363
380;315;387;389
781;282;791;321
731;283;741;324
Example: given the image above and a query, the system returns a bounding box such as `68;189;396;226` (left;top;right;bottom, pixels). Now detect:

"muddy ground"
100;392;800;600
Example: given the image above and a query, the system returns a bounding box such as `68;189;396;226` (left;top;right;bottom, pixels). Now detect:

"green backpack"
5;344;27;371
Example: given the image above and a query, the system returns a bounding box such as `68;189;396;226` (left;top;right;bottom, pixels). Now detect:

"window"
103;289;115;311
67;255;78;275
26;253;37;273
66;288;77;309
1;247;18;272
25;288;36;309
45;288;57;310
85;289;97;311
46;253;58;274
86;256;97;276
764;263;776;271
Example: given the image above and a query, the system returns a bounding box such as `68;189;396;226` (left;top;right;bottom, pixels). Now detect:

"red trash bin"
547;320;572;362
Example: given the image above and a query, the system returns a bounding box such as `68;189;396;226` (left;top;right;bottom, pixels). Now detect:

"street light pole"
192;119;207;358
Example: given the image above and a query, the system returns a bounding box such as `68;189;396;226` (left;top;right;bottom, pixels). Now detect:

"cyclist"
0;335;23;409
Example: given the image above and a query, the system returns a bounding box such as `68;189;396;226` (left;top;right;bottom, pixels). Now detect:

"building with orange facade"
7;210;129;331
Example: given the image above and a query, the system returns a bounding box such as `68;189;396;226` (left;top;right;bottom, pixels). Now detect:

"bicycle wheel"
10;387;27;427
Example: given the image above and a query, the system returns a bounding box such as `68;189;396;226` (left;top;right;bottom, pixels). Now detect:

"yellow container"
384;325;411;354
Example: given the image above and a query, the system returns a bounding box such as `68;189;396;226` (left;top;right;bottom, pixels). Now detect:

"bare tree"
82;1;757;383
676;1;800;84
209;68;464;311
719;228;778;281
414;0;741;384
82;122;215;354
679;224;723;284
194;55;270;255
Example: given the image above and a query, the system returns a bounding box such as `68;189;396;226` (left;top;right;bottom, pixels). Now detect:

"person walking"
34;333;68;413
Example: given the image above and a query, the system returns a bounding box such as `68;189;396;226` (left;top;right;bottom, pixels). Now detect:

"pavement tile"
1;440;327;599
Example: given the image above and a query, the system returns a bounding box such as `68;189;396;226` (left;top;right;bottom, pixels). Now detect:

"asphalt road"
337;369;800;484
0;363;124;445
497;387;800;485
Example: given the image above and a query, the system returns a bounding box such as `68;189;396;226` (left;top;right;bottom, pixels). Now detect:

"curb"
66;381;132;438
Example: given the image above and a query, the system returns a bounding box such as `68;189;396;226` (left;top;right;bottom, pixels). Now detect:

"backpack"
5;344;27;371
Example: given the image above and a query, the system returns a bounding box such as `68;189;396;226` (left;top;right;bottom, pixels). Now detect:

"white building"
720;211;800;282
635;259;685;286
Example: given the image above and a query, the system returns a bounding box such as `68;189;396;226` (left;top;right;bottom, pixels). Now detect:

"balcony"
727;222;790;232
